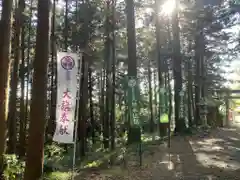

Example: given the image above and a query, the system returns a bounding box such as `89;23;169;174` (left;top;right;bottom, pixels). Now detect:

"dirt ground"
77;124;240;180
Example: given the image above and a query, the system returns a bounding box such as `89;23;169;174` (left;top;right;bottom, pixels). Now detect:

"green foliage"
4;0;240;178
44;143;64;158
3;154;25;180
43;172;71;180
44;144;65;170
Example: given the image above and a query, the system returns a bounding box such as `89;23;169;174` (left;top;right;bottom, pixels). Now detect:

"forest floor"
76;122;240;180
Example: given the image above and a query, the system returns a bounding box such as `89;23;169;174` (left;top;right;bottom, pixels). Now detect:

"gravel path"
151;126;240;179
77;124;240;180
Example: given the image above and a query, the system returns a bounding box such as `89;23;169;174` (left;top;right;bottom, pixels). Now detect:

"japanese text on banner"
53;52;79;144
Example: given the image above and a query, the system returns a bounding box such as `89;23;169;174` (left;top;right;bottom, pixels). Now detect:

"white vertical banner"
53;52;79;144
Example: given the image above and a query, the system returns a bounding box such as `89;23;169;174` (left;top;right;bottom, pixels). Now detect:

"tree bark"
110;0;116;150
155;0;165;137
7;0;25;154
148;61;154;133
0;0;13;177
126;0;141;144
19;17;26;157
187;42;193;128
88;67;95;144
23;0;50;179
47;0;57;141
79;56;88;157
172;0;185;133
194;24;202;126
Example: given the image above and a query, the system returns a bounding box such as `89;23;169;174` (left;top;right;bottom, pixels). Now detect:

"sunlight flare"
161;0;176;15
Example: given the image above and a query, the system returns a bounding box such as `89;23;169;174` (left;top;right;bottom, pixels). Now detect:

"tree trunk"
80;56;89;157
155;0;165;137
110;0;116;150
7;0;25;154
23;0;33;154
126;0;141;144
64;0;69;51
172;0;185;133
167;67;172;128
47;0;57;141
0;0;13;177
19;18;26;157
194;26;201;126
88;67;95;144
103;0;111;148
187;42;193;128
100;69;105;143
153;69;158;127
148;61;154;133
23;0;50;179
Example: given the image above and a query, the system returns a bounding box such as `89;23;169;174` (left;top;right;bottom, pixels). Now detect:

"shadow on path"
152;127;240;179
75;126;240;179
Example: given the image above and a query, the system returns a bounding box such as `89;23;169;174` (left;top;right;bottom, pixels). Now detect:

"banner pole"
139;128;142;167
72;53;83;180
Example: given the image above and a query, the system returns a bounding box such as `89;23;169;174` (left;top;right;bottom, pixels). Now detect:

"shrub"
43;144;65;172
3;154;25;180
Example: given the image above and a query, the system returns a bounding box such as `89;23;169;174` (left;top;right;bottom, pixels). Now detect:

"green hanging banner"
179;90;184;118
127;76;140;126
159;87;168;122
160;113;169;123
127;76;142;166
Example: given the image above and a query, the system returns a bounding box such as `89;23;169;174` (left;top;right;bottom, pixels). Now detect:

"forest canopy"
0;0;240;179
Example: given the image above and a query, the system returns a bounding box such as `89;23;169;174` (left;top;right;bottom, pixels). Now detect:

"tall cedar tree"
0;0;13;177
23;0;50;179
126;0;141;143
8;0;25;154
172;0;185;133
